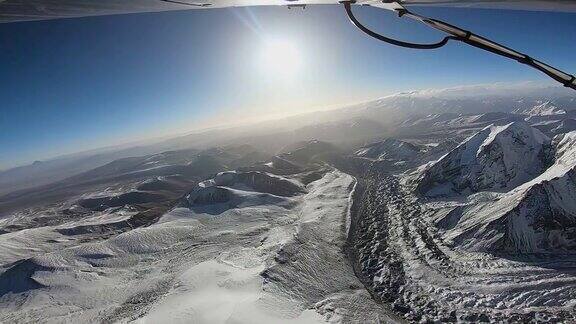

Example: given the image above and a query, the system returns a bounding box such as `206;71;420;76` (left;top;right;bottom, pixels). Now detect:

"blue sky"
0;4;575;169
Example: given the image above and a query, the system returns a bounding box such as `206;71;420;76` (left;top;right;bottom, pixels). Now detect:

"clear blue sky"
0;5;575;169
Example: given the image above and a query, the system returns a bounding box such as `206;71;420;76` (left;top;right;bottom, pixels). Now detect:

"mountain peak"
418;121;551;196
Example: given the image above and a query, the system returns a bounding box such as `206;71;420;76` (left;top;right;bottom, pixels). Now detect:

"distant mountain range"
3;83;575;196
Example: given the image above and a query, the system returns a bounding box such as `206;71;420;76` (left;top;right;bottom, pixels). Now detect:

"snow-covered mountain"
514;101;566;116
431;131;576;253
184;171;305;210
551;118;576;135
399;112;521;131
277;139;338;167
3;83;576;323
355;138;423;161
418;121;550;196
0;152;393;323
533;118;576;136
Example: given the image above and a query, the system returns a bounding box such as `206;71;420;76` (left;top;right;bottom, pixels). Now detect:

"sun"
260;39;302;77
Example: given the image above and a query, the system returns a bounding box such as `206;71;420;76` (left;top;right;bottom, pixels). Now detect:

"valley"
2;85;576;323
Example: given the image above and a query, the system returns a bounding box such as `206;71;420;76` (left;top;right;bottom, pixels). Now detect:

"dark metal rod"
343;1;576;90
160;0;211;7
343;2;455;49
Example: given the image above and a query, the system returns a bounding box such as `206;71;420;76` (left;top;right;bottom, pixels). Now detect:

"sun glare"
260;39;302;77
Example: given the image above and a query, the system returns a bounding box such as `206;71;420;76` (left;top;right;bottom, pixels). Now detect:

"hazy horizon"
2;79;573;171
2;4;575;169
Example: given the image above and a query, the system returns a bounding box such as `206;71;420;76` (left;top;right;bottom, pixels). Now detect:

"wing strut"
342;1;576;91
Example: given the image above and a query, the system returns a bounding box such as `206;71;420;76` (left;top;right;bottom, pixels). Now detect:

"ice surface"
0;170;397;323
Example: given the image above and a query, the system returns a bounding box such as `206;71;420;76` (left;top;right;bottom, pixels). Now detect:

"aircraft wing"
0;0;575;23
